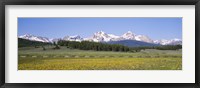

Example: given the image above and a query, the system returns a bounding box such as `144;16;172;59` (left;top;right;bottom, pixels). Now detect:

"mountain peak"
122;31;135;40
19;34;51;43
123;31;134;35
63;35;82;42
127;31;133;34
70;35;80;38
154;38;182;45
95;31;106;35
19;34;33;37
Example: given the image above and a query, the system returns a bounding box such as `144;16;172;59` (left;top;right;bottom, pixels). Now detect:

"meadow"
18;46;182;70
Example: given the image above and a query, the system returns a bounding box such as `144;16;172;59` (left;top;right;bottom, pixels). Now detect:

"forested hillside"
18;38;51;47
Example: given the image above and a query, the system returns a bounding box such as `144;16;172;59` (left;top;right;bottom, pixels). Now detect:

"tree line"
130;45;182;51
57;40;182;52
57;40;130;52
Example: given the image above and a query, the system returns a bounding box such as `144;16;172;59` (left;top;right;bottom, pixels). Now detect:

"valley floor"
18;46;182;70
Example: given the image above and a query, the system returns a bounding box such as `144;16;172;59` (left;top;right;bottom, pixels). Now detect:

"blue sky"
18;18;182;40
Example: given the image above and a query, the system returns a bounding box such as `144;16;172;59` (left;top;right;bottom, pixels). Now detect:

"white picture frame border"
5;5;195;83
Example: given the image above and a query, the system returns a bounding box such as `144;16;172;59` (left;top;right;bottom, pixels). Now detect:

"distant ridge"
19;34;51;43
19;31;182;46
108;40;160;47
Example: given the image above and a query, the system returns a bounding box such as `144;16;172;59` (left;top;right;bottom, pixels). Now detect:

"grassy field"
18;46;182;70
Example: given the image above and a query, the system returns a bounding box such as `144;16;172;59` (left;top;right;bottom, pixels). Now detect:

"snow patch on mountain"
135;35;154;43
154;38;182;45
19;34;51;42
84;31;121;42
63;35;83;42
121;31;135;40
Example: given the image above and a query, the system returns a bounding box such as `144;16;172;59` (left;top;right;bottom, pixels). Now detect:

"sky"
18;18;182;40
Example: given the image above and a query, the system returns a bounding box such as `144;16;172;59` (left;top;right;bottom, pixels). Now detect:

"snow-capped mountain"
63;35;83;42
18;34;51;42
85;31;154;43
84;31;121;42
121;31;136;40
154;38;182;45
19;31;182;45
135;35;154;43
50;38;62;43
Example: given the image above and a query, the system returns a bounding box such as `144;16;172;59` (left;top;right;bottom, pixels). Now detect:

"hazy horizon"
18;18;182;40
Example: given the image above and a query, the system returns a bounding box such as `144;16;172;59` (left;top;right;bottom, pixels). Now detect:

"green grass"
18;46;182;70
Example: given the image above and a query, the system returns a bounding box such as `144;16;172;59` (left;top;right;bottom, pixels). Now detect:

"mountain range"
18;31;182;46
